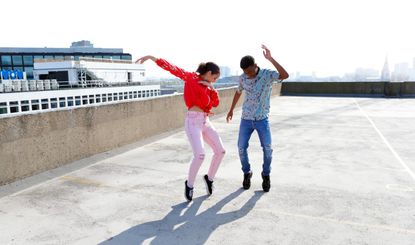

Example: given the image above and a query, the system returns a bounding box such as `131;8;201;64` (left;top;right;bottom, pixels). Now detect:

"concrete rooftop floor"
1;96;415;245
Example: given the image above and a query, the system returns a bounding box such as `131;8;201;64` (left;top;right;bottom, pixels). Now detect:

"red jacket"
156;58;219;113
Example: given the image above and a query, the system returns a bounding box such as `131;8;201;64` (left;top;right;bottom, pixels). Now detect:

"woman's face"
204;71;220;83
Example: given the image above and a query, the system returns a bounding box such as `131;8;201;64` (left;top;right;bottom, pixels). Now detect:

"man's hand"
226;110;233;123
261;44;289;80
261;44;272;60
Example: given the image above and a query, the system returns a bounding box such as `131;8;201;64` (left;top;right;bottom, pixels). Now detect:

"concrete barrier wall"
281;81;415;97
0;84;281;185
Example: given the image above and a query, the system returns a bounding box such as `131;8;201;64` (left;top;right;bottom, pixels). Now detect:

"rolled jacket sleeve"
210;89;219;107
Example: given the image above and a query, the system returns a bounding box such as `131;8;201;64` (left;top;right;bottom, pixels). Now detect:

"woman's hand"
135;55;157;64
198;80;214;89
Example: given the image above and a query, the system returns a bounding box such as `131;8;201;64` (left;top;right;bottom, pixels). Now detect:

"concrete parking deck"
1;96;415;244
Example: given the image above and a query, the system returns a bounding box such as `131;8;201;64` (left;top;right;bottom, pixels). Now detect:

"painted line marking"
353;99;415;182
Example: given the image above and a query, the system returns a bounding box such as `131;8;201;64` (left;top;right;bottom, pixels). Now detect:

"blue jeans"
237;118;273;176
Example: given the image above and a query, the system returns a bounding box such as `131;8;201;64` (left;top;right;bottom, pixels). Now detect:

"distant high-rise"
381;56;390;81
393;62;410;82
219;66;231;78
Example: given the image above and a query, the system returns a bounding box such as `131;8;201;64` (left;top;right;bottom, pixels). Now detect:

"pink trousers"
184;111;226;187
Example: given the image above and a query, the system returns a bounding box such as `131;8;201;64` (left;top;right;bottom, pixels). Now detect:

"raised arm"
261;45;289;80
135;55;192;81
135;55;157;63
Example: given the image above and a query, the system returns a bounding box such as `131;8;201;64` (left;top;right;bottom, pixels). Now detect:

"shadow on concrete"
99;189;263;245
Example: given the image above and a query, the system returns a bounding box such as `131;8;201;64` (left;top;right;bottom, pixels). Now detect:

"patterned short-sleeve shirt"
237;68;280;120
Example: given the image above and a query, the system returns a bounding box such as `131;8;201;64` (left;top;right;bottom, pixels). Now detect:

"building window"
14;67;23;74
82;95;88;105
41;99;49;109
119;93;123;100
133;91;137;98
96;94;101;103
1;56;12;66
12;56;23;66
138;91;142;98
33;55;43;63
121;55;132;60
23;56;33;66
129;91;133;99
89;95;94;104
24;67;34;79
102;94;107;102
10;101;19;113
59;97;66;107
21;100;30;112
0;102;7;114
75;96;81;106
67;97;74;107
50;98;58;108
124;92;128;99
108;93;113;102
31;99;40;111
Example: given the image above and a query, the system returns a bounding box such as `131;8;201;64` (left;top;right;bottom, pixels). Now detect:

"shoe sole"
184;190;193;202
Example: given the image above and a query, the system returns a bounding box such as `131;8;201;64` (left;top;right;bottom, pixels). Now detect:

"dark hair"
196;62;220;75
240;55;255;69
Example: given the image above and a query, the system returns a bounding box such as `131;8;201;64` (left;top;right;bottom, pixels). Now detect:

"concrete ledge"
281;81;415;97
402;82;415;97
0;84;281;185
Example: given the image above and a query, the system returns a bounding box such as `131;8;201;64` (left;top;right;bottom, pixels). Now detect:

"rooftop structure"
0;41;132;79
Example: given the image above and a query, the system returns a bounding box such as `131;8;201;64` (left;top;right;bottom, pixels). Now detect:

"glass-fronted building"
0;41;132;80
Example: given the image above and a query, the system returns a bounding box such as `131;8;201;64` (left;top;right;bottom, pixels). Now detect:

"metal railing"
0;79;59;93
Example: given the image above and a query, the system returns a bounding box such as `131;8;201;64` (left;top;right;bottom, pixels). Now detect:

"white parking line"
353;99;415;182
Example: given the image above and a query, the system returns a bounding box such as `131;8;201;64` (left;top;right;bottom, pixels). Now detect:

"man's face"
243;64;258;79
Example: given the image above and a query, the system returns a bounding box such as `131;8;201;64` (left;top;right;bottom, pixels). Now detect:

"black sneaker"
262;173;271;192
184;181;193;201
203;174;213;195
242;171;253;190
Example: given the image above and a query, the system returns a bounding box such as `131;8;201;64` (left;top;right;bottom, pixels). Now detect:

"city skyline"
293;56;415;82
2;0;415;79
